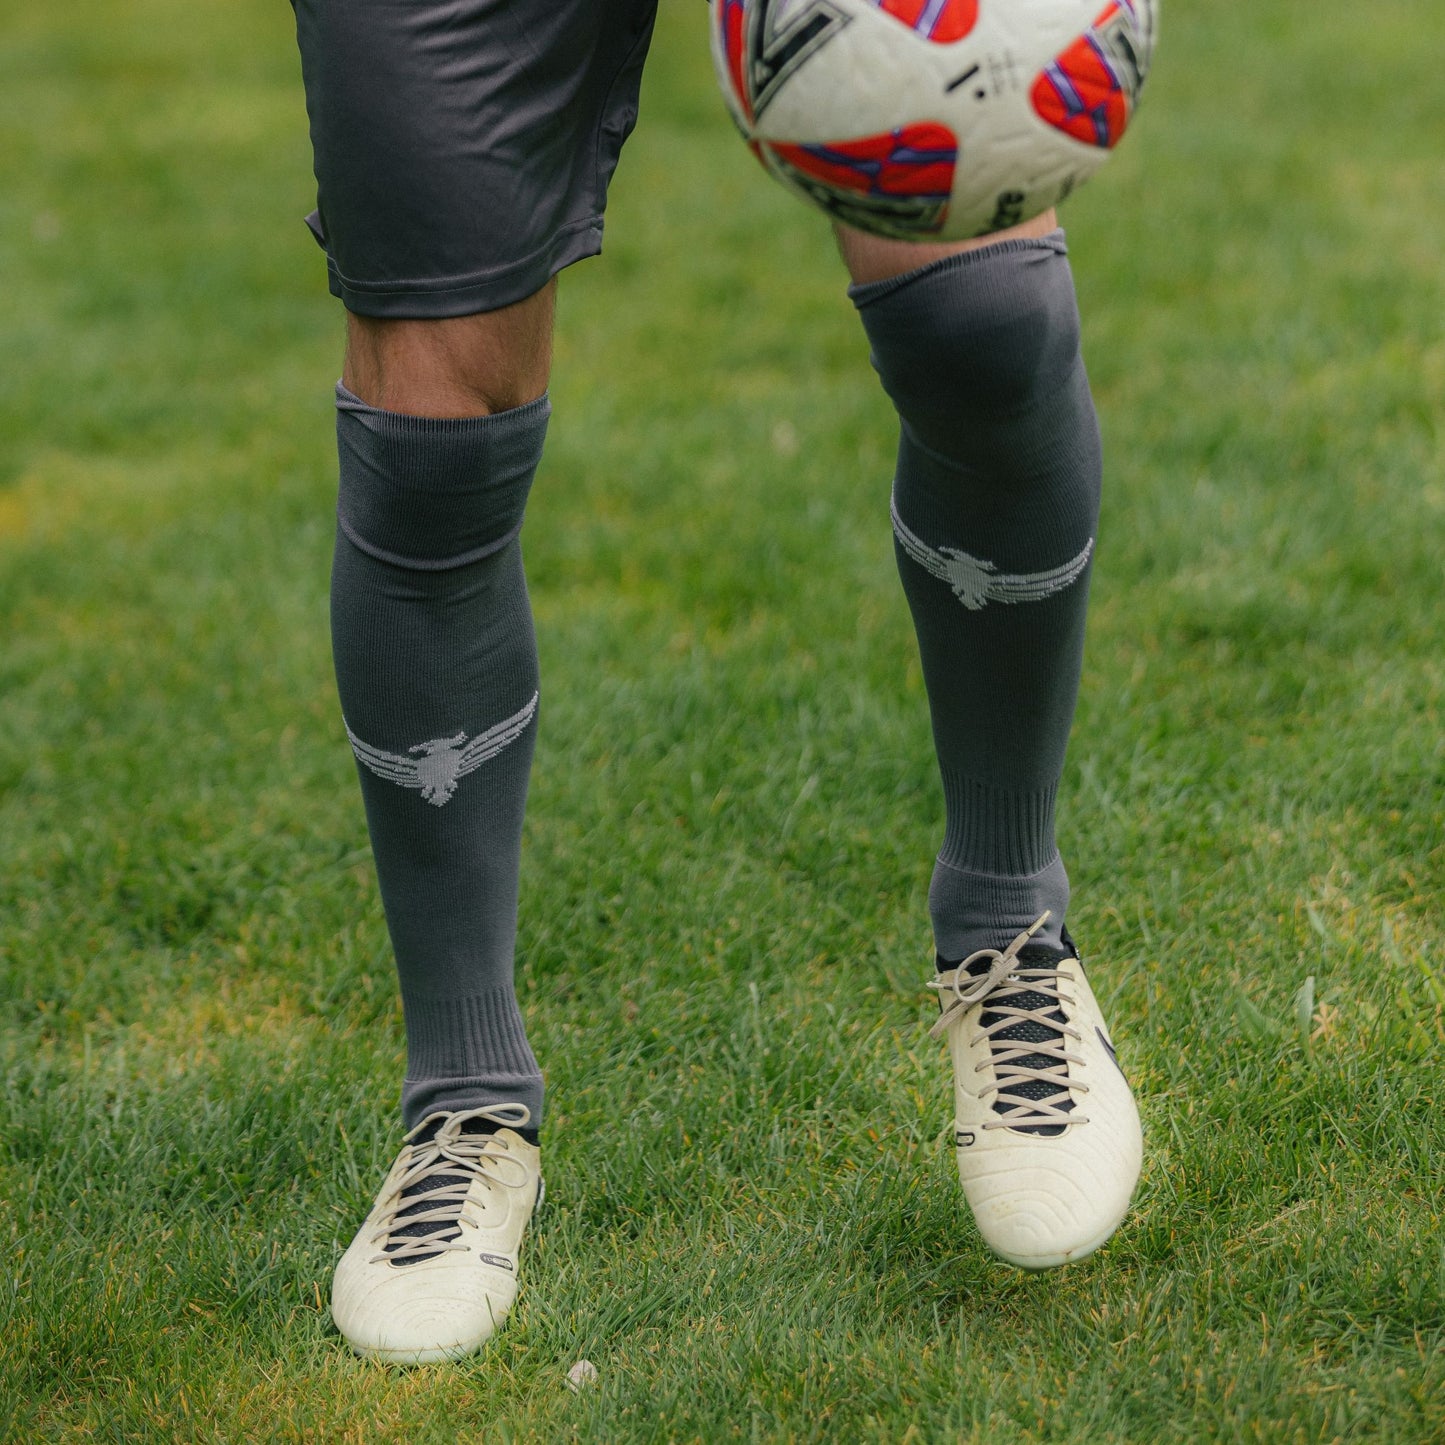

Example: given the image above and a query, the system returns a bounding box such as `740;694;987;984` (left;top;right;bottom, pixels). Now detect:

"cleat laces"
370;1104;533;1266
928;913;1090;1135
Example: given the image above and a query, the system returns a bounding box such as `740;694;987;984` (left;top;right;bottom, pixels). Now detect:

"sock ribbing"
401;985;544;1129
939;770;1060;879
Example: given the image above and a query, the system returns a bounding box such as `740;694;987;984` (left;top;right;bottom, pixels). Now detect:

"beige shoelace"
370;1104;533;1264
927;913;1090;1130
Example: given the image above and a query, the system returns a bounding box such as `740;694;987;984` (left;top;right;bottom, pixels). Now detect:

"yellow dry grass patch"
68;971;347;1084
0;449;208;548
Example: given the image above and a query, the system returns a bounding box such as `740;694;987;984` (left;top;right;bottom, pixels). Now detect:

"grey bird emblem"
344;691;538;807
891;495;1093;611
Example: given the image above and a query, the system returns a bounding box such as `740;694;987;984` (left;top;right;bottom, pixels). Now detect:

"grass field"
2;0;1443;1439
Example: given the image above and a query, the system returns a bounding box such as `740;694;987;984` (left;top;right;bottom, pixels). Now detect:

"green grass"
1;0;1442;1438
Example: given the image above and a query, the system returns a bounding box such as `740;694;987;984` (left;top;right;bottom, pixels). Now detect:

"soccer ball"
711;0;1157;241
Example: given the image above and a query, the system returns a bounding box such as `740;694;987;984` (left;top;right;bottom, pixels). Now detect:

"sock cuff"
334;384;550;568
402;984;543;1095
335;383;550;446
847;229;1068;310
938;771;1060;877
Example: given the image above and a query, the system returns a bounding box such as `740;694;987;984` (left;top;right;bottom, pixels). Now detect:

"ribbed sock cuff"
847;229;1068;310
401;984;544;1129
939;770;1059;877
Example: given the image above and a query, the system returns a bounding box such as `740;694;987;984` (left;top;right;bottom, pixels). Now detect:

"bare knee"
342;281;557;418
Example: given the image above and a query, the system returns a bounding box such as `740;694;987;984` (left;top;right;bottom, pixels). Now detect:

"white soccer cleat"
928;914;1142;1270
331;1104;542;1364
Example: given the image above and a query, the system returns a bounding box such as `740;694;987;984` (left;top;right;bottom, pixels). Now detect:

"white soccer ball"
711;0;1157;241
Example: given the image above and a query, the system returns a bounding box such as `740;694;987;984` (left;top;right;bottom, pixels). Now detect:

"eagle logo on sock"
344;692;538;807
891;498;1093;611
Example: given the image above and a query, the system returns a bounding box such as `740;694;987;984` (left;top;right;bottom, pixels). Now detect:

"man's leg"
325;298;555;1364
840;216;1143;1269
291;0;658;1362
332;296;554;1134
840;212;1086;961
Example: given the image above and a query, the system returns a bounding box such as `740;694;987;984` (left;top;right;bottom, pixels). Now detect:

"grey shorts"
292;0;658;318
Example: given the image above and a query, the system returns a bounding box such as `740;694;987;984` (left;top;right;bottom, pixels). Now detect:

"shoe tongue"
967;945;1075;1136
386;1118;501;1267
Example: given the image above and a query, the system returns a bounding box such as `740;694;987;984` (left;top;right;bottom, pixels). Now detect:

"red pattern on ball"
767;122;957;199
720;0;753;122
872;0;979;44
1030;1;1134;148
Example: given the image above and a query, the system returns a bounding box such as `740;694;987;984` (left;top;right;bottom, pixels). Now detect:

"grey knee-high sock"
331;383;548;1128
851;233;1100;960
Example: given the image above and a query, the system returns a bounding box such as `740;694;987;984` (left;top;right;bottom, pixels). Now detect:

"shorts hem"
324;216;605;318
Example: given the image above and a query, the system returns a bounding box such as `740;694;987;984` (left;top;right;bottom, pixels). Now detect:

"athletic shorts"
291;0;659;318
